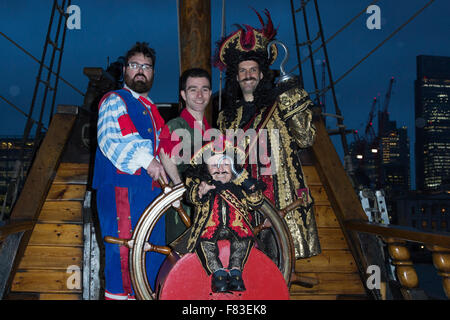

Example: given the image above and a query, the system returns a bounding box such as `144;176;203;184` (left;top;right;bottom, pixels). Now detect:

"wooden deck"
9;163;88;300
289;165;366;299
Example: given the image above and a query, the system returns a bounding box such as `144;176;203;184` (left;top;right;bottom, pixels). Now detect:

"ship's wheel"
106;181;296;300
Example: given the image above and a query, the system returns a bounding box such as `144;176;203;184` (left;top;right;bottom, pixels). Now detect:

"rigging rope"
218;0;226;111
290;0;435;90
176;0;181;77
333;0;435;87
289;0;380;74
0;31;85;97
0;94;45;130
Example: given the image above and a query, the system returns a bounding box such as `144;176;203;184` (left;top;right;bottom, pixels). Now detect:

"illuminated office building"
415;55;450;192
380;122;411;194
0;136;34;217
349;118;410;195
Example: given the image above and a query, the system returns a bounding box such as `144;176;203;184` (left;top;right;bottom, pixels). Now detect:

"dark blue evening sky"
1;0;449;189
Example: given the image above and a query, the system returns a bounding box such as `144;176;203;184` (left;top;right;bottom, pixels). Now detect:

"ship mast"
177;0;212;124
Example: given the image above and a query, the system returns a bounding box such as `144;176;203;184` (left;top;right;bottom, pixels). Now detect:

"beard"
124;72;153;94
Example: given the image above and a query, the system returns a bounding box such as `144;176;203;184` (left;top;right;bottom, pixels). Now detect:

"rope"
0;31;85;97
176;0;181;76
290;0;434;88
0;93;46;129
218;0;226;111
289;0;380;74
333;0;435;87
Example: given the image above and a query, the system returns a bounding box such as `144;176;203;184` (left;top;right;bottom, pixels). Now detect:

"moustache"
211;171;228;175
134;74;147;81
240;77;257;83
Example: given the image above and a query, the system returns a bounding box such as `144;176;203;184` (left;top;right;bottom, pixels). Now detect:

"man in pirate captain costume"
93;42;168;300
177;139;266;292
214;9;321;260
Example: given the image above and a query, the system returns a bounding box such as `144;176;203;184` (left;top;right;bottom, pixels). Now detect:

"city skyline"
1;1;450;190
415;55;450;192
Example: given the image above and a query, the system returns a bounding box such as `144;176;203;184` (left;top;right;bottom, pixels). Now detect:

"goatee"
125;74;153;94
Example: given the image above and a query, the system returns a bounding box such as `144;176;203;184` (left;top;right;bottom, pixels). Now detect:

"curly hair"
220;56;277;127
125;42;156;66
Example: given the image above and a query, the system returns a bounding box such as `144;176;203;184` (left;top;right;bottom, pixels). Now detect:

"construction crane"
365;96;378;146
378;77;395;137
372;77;395;188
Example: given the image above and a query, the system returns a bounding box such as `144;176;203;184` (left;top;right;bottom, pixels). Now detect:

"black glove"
275;75;301;95
241;177;266;194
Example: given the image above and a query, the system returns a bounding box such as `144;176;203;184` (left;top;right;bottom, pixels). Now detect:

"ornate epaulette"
277;87;314;122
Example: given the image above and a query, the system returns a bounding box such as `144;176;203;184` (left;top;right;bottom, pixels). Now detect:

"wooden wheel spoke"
253;219;272;236
104;236;133;248
279;198;304;218
144;242;172;255
172;200;191;227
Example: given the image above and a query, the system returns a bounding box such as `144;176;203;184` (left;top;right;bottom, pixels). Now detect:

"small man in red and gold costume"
180;139;266;293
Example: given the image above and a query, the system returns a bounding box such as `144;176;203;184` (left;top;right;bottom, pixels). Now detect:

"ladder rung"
55;3;66;16
38;79;54;91
47;40;62;51
295;0;310;13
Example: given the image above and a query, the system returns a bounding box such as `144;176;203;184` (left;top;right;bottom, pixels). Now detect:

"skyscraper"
415;55;450;192
0;136;34;218
380;122;411;194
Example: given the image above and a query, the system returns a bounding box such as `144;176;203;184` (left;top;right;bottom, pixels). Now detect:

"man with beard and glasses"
214;10;321;265
92;42;168;300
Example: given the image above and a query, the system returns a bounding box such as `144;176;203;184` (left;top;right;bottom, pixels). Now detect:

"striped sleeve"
97;93;154;174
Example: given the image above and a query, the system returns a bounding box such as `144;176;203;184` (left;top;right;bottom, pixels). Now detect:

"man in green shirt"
159;68;213;242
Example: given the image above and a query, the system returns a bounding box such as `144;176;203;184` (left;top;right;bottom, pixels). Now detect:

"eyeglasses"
127;62;153;71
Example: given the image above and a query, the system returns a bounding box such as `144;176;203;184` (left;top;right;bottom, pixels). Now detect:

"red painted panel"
158;240;289;300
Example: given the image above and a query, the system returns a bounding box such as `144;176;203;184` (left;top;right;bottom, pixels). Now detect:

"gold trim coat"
184;173;264;253
217;86;321;258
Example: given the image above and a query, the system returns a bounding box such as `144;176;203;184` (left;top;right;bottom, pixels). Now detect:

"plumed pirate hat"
213;8;278;71
190;135;246;167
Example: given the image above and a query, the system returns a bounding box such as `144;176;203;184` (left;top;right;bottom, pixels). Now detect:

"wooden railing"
0;106;78;299
0;220;34;242
310;113;449;300
345;220;450;299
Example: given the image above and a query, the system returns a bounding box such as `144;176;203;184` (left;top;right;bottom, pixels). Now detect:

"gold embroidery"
219;190;253;230
201;210;219;237
232;169;248;185
216;94;321;259
278;88;312;120
244;190;264;208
